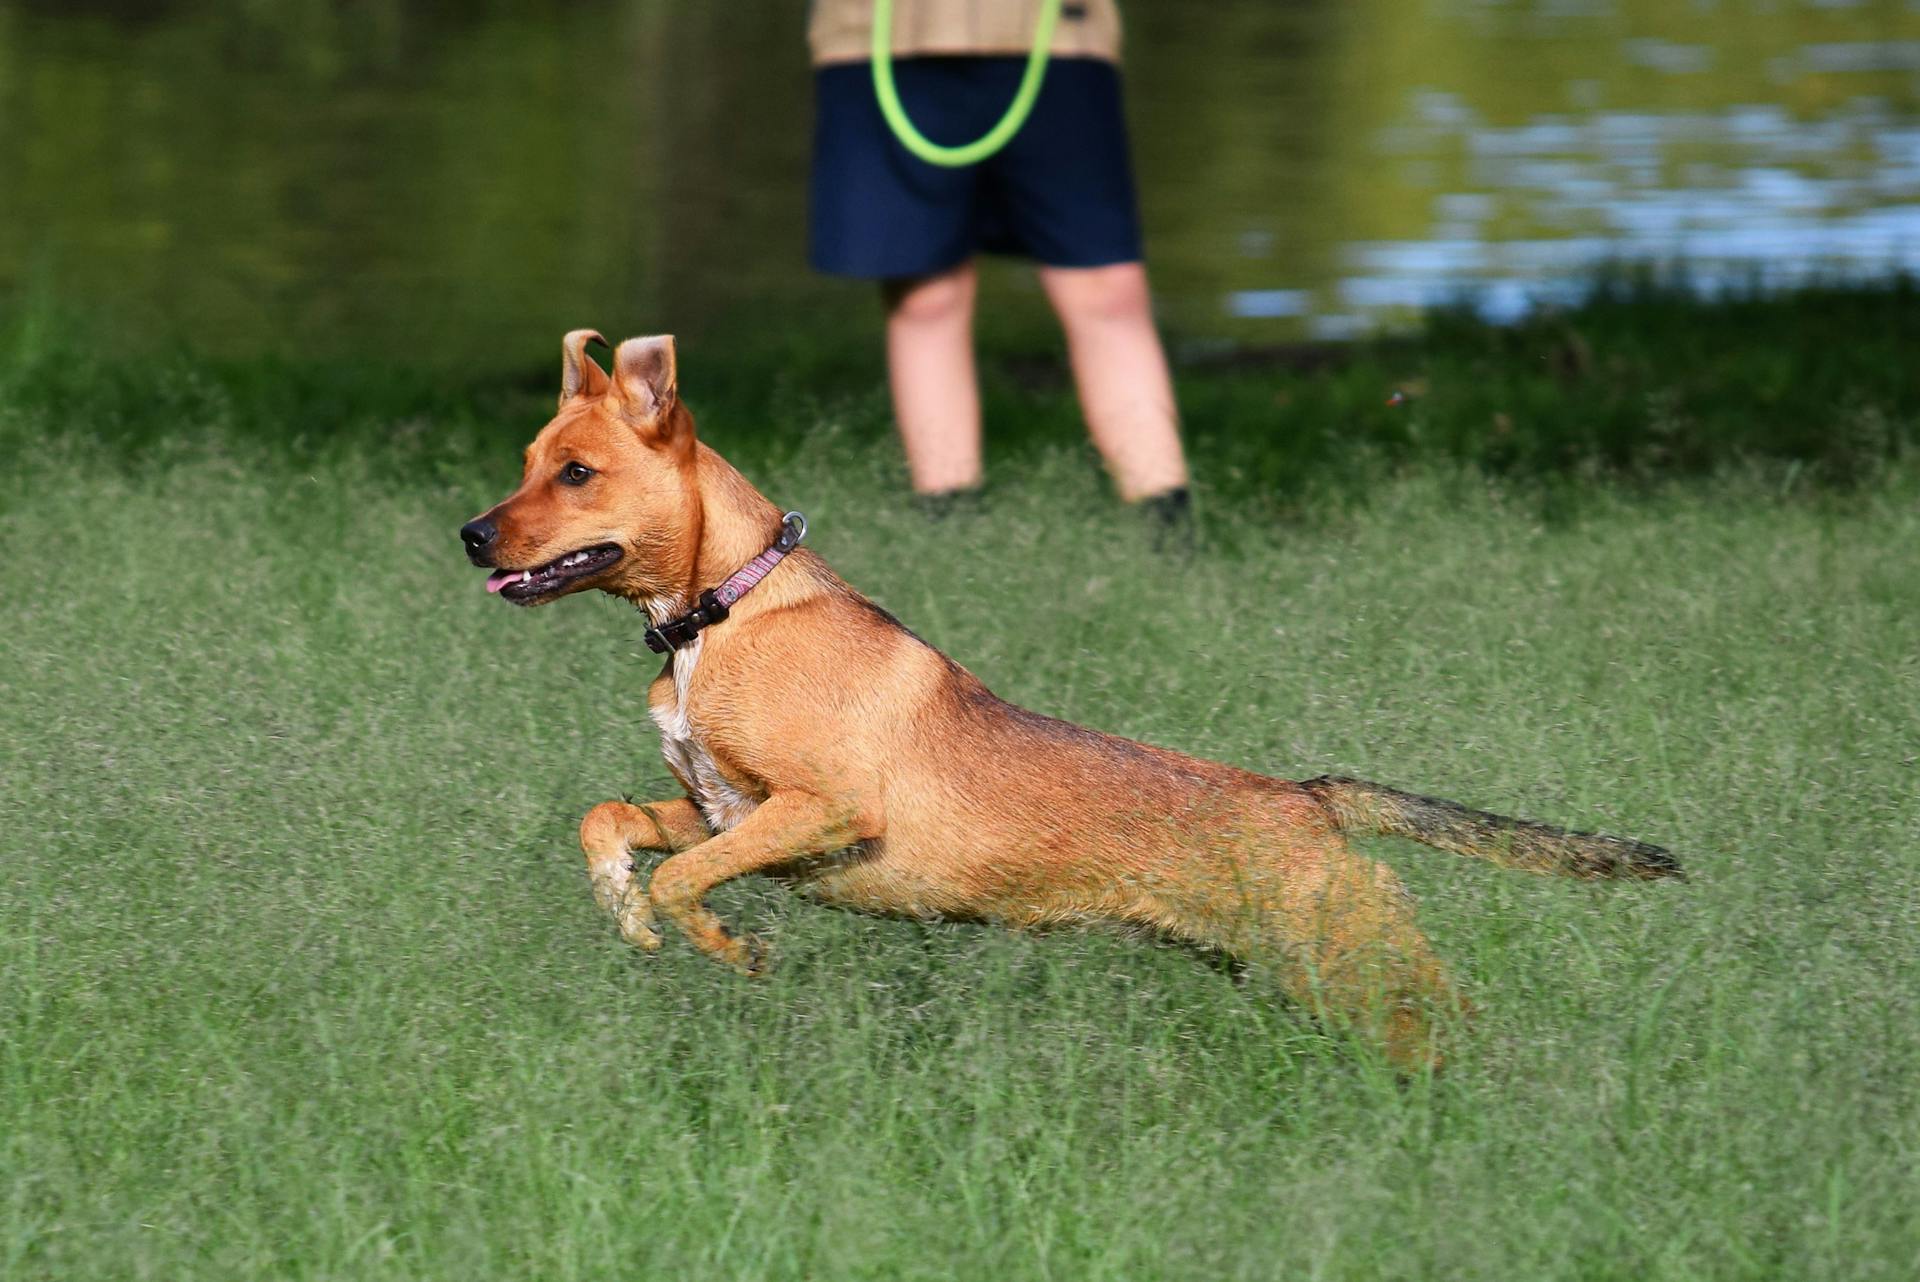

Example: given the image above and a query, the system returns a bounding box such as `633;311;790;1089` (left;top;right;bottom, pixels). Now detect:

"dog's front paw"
589;857;661;951
725;932;770;978
617;907;664;952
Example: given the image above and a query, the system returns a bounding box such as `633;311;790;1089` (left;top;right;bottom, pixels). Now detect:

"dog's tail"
1298;775;1682;880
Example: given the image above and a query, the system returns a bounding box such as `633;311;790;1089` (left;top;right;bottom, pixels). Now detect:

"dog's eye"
560;462;594;486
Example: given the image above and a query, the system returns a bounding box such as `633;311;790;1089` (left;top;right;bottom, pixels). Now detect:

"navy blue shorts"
809;56;1144;279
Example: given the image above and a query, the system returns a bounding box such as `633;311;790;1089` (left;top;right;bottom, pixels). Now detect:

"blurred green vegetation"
5;280;1912;522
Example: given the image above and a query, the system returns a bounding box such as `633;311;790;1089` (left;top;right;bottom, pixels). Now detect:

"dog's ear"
612;335;684;443
560;329;611;406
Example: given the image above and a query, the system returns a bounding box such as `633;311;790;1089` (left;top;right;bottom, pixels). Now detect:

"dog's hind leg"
1280;853;1464;1071
580;799;712;950
1153;841;1463;1071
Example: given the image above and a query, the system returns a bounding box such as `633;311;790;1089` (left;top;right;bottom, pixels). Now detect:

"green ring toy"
869;0;1063;167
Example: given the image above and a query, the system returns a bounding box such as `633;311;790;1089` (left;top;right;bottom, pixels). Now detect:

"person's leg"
883;261;983;496
1036;261;1189;502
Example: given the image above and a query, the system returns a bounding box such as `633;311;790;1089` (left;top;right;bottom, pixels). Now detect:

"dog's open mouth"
485;544;623;603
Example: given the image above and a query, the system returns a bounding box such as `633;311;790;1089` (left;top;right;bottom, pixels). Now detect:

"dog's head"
460;330;700;607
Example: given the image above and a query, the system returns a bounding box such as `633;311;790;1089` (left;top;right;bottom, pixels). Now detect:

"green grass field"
4;294;1919;1278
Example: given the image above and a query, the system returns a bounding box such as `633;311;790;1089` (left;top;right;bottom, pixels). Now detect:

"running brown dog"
460;331;1680;1068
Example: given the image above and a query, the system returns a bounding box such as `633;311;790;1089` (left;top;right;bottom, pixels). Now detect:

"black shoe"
1137;486;1196;553
911;487;985;520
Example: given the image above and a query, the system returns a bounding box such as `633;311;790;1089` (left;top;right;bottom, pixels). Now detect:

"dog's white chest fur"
649;635;760;832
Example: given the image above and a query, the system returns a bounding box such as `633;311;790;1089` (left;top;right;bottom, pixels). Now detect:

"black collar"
644;511;807;654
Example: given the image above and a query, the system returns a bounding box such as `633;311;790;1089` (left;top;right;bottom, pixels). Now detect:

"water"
4;0;1917;364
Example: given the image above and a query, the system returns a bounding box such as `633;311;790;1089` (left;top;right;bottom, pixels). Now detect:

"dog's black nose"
460;517;498;555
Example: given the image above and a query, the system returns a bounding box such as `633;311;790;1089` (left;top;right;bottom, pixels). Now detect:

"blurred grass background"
4;288;1919;1278
8;275;1915;503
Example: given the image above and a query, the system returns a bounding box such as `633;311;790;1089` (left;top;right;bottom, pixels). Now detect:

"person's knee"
885;268;975;325
1048;262;1152;326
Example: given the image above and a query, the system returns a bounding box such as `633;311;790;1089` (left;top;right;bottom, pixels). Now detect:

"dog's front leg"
580;798;713;950
649;791;869;975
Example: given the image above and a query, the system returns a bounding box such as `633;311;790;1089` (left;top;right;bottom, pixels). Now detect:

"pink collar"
643;511;807;654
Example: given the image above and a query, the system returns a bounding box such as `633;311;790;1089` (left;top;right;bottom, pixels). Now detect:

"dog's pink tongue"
486;570;526;594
